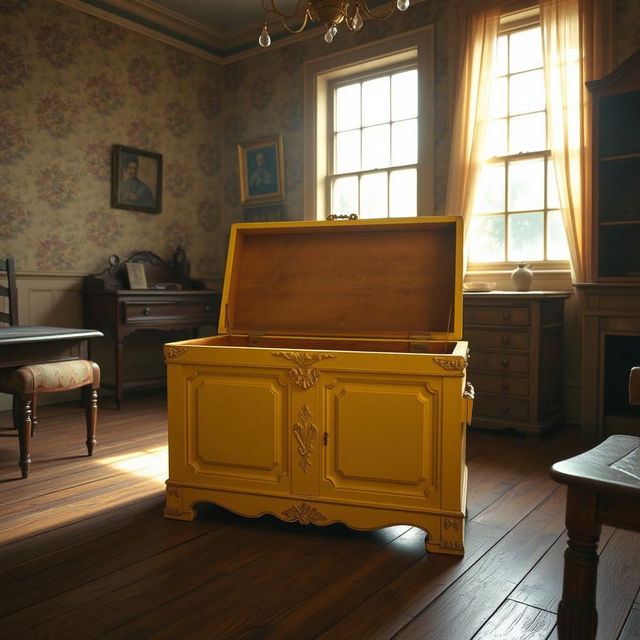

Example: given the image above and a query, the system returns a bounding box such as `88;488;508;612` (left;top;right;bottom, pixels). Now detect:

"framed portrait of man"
111;145;163;214
237;135;285;205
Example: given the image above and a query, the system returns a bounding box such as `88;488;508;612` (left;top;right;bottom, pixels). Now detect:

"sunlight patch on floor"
96;445;168;483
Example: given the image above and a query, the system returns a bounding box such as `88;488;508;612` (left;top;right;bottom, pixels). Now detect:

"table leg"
557;487;600;640
115;338;124;410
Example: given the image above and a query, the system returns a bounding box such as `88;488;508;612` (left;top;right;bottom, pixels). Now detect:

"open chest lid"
219;217;463;342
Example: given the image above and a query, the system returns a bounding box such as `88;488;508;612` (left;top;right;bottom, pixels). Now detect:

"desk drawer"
469;372;529;397
465;306;530;327
470;351;530;374
474;394;530;421
465;329;530;350
122;301;215;325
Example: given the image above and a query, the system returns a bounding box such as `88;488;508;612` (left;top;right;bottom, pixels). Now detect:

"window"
329;66;418;218
467;13;570;266
304;28;433;220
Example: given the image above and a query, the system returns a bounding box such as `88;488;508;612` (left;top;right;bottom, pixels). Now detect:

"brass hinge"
409;333;431;353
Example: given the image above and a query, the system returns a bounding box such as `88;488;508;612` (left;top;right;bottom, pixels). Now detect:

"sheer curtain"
445;4;500;271
540;0;586;282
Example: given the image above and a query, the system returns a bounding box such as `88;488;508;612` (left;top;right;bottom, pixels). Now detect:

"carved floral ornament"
164;345;188;359
271;351;336;389
281;502;327;525
293;405;318;473
433;356;467;371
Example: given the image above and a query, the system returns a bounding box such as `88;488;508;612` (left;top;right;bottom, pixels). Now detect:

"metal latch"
409;333;431;353
248;330;266;347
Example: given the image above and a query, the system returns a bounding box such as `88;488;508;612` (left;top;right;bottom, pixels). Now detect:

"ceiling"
69;0;305;60
71;0;407;61
147;0;298;33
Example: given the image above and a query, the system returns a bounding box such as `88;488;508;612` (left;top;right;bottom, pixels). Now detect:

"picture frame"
111;144;162;214
126;262;148;290
237;135;285;205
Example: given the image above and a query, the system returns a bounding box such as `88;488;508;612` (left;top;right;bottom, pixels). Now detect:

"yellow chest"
164;218;471;554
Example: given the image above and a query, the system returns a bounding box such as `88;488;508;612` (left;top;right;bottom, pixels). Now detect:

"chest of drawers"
463;292;570;437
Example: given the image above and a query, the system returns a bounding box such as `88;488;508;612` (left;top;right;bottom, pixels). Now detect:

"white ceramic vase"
511;263;534;291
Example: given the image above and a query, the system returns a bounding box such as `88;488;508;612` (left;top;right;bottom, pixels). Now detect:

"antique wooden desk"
83;289;219;408
552;434;640;639
0;326;103;369
83;251;220;408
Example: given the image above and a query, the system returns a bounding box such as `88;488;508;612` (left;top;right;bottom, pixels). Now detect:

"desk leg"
115;338;124;410
557;487;600;640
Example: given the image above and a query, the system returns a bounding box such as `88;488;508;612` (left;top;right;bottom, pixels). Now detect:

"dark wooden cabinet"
587;49;640;281
464;292;570;437
576;50;640;441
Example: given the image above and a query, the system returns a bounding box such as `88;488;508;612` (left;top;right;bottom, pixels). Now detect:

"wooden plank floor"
0;391;639;639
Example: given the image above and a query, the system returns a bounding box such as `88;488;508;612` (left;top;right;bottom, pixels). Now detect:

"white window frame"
466;6;571;273
304;27;434;220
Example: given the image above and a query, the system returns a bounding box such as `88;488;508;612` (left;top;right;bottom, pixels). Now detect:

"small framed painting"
111;145;162;213
126;262;148;289
237;135;285;205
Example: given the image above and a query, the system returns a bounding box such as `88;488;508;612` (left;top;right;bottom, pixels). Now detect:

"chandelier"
258;0;411;47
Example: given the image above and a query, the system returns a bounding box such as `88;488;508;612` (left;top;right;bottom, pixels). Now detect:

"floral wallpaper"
0;0;224;278
1;0;638;282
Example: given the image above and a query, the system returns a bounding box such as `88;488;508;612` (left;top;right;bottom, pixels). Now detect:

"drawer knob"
502;335;510;344
143;307;151;316
204;305;211;313
500;382;510;391
500;406;509;414
500;359;510;367
502;311;510;320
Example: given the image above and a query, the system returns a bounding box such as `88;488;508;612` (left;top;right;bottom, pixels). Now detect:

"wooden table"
0;326;104;369
551;434;640;639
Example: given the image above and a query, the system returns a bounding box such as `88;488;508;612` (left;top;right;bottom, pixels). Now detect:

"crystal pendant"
324;27;334;43
397;0;410;11
352;8;363;31
258;24;271;47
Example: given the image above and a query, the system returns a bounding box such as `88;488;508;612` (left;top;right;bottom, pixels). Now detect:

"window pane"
468;215;505;262
332;176;358;215
362;124;390;170
490;76;508;118
509;69;545;115
547;210;571;260
360;172;388;218
336;84;361;131
508;157;544;211
496;35;508;77
392;69;417;121
509;112;546;154
509;28;542;73
336;130;361;173
547;158;560;209
508;211;544;261
389;169;416;217
486;119;507;157
391;119;417;165
362;77;390;126
474;163;505;213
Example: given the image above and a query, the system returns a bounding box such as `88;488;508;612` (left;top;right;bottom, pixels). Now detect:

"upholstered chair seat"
0;360;100;478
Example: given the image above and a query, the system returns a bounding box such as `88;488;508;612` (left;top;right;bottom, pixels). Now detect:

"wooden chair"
0;257;100;478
